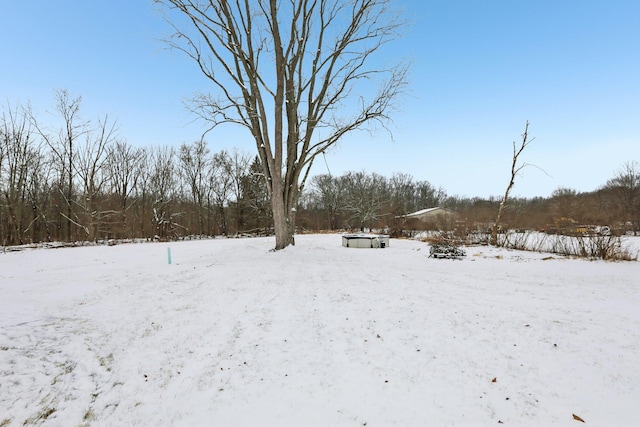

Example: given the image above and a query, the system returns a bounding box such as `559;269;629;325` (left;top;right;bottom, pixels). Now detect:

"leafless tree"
605;161;640;234
156;0;409;249
415;181;447;211
389;172;414;212
0;103;42;244
24;149;53;243
133;148;154;238
206;148;252;234
549;187;579;221
107;140;145;238
341;171;387;231
225;148;251;208
148;146;180;239
178;139;210;235
208;149;235;235
76;115;117;241
386;172;418;234
32;90;90;242
492;121;535;246
240;156;272;232
310;173;344;230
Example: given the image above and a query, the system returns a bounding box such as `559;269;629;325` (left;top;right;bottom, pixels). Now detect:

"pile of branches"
429;242;467;259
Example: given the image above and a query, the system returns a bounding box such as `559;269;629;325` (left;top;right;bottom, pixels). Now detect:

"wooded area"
1;96;639;246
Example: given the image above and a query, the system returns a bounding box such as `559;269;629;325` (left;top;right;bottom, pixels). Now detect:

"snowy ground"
1;234;639;426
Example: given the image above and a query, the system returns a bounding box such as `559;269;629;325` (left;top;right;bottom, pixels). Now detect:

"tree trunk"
271;180;295;250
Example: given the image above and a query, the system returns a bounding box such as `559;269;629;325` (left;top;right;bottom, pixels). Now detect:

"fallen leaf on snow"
572;413;585;423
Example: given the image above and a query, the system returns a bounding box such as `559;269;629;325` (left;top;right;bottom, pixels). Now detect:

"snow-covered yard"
1;234;639;426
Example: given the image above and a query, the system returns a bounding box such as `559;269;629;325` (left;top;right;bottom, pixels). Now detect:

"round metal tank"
341;234;390;248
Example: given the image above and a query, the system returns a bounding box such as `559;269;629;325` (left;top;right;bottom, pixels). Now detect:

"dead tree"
491;121;535;246
156;0;409;249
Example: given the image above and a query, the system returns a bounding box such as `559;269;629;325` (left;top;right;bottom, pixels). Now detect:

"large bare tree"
156;0;409;249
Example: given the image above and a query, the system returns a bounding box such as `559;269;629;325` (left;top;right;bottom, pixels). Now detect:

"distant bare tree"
240;156;271;232
492;121;535;246
76;115;117;241
310;174;344;230
214;149;252;234
107;140;145;238
207;150;234;235
387;172;411;213
226;149;251;209
135;148;153;238
341;171;387;231
415;180;447;211
549;187;579;221
387;172;416;234
148;146;180;239
605;161;640;234
178;139;210;235
32;90;90;242
0;103;42;244
156;0;409;249
25;149;53;243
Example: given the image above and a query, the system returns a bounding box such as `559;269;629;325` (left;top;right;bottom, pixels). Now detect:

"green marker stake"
168;247;172;264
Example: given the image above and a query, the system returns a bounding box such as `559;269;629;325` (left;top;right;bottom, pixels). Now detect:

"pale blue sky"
2;1;638;198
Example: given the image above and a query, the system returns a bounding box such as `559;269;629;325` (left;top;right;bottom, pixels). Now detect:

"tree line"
2;93;639;246
0;92;445;245
297;164;640;237
0;92;445;246
0;92;273;246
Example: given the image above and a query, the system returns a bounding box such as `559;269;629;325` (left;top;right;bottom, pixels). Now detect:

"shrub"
496;230;638;261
